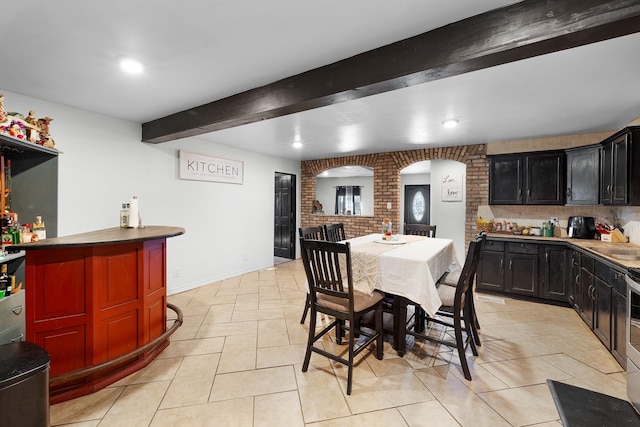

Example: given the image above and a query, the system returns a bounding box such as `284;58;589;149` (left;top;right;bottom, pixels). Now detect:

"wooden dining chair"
403;223;437;237
405;233;485;380
298;226;327;324
435;232;486;346
324;223;346;242
299;238;384;395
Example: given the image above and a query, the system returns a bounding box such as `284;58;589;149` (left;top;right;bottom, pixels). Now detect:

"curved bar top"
12;225;185;250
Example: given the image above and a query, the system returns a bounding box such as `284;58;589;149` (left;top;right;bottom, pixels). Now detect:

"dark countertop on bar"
486;232;640;269
11;226;185;250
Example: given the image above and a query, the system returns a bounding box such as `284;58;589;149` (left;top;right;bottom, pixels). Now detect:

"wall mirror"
315;166;373;216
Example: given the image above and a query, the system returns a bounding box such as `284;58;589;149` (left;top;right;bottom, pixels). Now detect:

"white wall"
315;176;374;215
430;160;466;264
1;89;301;295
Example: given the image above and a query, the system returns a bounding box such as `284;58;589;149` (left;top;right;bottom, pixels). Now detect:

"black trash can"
0;341;50;427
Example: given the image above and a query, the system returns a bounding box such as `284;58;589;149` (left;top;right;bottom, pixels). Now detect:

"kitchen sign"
441;173;463;202
179;150;244;184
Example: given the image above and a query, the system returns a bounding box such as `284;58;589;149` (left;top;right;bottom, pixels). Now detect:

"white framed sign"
441;173;463;202
179;150;244;184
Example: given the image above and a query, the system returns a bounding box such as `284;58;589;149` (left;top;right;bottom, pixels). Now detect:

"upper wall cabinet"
601;126;640;206
489;152;565;205
566;145;601;206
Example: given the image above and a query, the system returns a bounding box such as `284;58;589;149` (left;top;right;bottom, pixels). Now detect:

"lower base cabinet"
612;288;627;367
477;239;565;301
477;237;627;369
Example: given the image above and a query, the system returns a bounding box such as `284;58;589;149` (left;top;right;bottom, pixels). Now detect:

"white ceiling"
2;1;639;161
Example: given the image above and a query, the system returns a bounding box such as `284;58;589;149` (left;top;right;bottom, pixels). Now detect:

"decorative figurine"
36;116;57;148
23;110;40;143
3;120;25;139
0;94;7;125
37;116;53;141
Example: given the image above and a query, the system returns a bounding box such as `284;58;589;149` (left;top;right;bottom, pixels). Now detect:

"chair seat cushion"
436;283;464;307
318;290;384;313
438;269;461;287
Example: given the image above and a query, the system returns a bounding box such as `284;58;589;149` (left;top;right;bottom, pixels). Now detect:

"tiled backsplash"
477;205;640;245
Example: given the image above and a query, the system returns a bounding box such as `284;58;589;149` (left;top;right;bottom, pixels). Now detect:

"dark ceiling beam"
142;0;640;143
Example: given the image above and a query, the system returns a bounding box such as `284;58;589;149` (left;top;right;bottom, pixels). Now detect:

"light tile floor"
50;259;629;426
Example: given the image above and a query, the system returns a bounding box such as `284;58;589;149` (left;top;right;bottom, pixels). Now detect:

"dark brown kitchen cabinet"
477;240;539;298
594;262;627;368
612;287;627;368
539;245;569;302
505;242;538;297
566;145;600;205
488;155;522;204
579;254;595;329
489;151;564;205
593;275;612;349
477;240;505;292
601;126;640;205
568;249;581;310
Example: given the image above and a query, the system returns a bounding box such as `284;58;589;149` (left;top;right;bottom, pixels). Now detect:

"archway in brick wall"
400;159;467;263
300;144;487;249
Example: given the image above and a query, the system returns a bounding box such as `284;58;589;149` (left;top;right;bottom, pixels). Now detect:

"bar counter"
13;225;185;404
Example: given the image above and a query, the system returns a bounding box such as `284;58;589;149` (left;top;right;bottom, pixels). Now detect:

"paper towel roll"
128;196;139;228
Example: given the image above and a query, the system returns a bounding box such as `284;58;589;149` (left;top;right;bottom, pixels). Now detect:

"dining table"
343;233;460;356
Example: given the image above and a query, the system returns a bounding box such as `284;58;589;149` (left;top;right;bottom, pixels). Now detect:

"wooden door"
403;185;430;225
274;173;295;259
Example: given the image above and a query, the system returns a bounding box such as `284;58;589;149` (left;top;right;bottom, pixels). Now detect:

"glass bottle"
33;216;46;240
381;218;392;240
3;159;11;213
0;264;9;298
120;203;129;228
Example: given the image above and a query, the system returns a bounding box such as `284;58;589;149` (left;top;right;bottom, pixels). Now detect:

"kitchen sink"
588;246;640;261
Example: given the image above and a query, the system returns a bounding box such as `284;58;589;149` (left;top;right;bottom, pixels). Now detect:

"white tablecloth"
346;234;459;317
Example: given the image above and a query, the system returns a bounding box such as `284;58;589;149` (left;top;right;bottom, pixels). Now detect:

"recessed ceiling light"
119;57;145;74
442;118;459;129
292;141;303;149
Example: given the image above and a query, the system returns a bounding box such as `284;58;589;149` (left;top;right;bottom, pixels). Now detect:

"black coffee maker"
567;216;596;239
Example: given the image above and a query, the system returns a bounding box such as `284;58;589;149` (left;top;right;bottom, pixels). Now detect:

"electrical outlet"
551;216;558;223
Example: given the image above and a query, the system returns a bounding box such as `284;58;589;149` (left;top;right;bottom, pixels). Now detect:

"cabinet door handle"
11;305;23;315
509;260;513;270
576;274;581;285
545;252;549;263
500;259;504;271
567;188;572;197
527;188;531;197
10;333;24;343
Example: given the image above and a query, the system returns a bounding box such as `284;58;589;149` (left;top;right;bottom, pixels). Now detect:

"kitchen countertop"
10;226;185;250
486;232;640;270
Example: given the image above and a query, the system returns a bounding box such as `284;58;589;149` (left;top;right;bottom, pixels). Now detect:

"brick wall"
301;145;487;248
